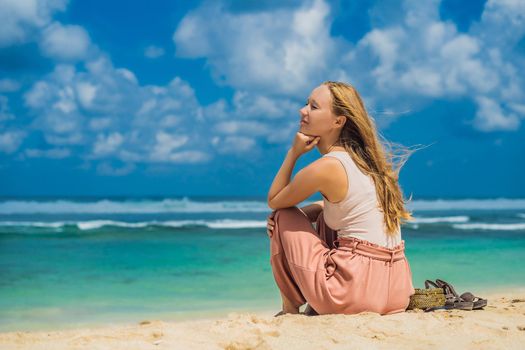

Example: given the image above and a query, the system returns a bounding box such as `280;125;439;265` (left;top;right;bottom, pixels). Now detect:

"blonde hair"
322;81;415;236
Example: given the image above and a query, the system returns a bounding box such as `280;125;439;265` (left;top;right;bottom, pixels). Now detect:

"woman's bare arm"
267;150;299;206
299;200;324;222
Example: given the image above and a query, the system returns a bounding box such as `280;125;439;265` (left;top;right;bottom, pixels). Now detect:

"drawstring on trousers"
324;239;399;278
324;249;338;279
387;252;395;267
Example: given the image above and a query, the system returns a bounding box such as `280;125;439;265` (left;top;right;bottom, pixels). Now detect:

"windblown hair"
322;81;415;236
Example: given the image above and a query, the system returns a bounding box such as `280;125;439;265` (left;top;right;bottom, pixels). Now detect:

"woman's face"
299;84;338;137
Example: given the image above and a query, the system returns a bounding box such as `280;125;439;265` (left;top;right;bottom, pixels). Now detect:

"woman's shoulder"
313;154;347;175
305;156;348;186
321;151;357;172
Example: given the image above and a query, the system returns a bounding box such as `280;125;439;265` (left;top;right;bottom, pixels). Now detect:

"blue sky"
0;0;524;198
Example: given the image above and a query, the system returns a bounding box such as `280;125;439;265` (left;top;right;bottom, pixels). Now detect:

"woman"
266;81;415;316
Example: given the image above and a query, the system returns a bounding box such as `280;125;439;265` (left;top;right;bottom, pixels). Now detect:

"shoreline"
3;285;525;334
1;290;524;349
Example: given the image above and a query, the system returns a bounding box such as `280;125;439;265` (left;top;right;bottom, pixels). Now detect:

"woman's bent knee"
274;206;299;214
274;207;302;222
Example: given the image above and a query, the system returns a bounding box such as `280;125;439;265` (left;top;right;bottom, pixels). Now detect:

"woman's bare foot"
303;304;319;316
277;292;300;315
273;307;300;317
283;305;300;314
274;299;300;317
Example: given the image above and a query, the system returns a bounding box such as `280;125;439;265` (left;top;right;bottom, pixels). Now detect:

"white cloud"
159;114;181;128
0;95;26;154
0;0;68;47
3;0;282;170
150;131;189;162
96;161;136;176
341;0;525;131
231;91;297;119
116;68;138;84
40;21;92;61
25;81;52;109
25;147;70;158
473;96;520;132
144;45;165;58
0;130;25;154
474;0;525;50
88;117;112;131
214;120;269;136
4;0;525;177
22;53;220;167
212;135;256;154
173;0;337;97
24;66;84;145
0;79;21;92
75;82;97;108
151;150;210;163
0;95;15;122
45;132;83;145
174;0;525;132
91;132;124;157
199;89;300;145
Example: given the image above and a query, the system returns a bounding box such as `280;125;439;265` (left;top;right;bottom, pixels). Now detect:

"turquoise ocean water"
1;197;524;332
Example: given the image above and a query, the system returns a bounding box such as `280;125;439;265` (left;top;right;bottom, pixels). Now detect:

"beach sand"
1;291;525;350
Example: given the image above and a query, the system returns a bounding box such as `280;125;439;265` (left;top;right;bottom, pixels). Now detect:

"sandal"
424;279;440;289
435;279;474;311
460;292;487;310
424;305;455;312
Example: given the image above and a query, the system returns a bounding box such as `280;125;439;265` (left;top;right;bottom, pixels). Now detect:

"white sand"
1;291;525;349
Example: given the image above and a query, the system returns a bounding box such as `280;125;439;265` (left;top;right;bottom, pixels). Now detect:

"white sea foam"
411;216;470;224
76;220;150;230
2;218;524;231
0;198;268;214
0;219;268;230
0;221;66;228
406;198;525;211
1;198;524;214
159;220;265;229
452;223;525;231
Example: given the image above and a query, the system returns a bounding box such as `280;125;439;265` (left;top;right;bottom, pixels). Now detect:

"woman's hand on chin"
290;132;320;157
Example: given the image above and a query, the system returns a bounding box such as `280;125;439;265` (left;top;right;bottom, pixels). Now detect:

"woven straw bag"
407;287;446;310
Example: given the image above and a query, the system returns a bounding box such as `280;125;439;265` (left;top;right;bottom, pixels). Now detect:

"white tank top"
321;151;402;249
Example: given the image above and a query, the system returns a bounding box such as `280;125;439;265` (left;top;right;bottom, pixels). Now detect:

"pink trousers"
269;207;415;315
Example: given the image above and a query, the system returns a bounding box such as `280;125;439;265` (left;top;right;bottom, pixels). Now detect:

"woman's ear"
336;115;346;128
